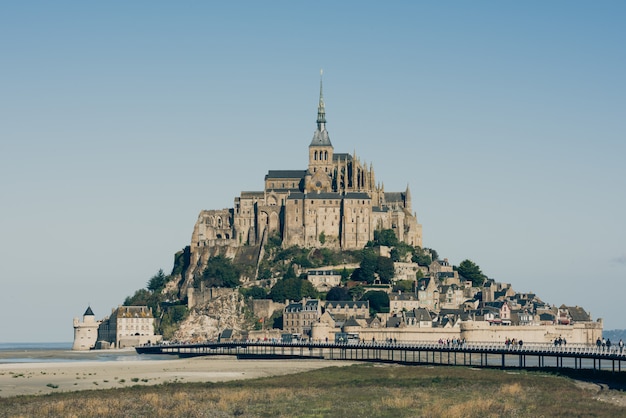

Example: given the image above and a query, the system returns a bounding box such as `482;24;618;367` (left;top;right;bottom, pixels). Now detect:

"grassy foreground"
0;363;623;417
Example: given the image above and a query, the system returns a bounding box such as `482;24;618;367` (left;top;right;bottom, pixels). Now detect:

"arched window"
314;150;318;160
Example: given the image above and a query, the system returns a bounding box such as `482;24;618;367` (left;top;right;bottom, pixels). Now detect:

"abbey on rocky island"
191;77;422;257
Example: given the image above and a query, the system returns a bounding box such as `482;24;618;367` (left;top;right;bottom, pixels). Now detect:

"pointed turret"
84;306;94;317
405;184;412;212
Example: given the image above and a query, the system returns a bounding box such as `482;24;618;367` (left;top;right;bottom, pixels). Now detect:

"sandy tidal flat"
0;355;351;398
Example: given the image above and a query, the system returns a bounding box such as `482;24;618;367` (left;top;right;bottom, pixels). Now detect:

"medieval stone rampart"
311;320;603;345
187;284;237;309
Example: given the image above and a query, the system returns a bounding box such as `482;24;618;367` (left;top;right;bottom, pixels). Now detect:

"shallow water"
0;342;170;364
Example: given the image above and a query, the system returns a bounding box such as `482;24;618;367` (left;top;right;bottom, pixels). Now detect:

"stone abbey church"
191;80;422;259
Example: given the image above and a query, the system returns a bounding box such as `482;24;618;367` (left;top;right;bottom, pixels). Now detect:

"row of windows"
313;150;330;161
291;200;369;205
269;182;298;188
120;318;151;323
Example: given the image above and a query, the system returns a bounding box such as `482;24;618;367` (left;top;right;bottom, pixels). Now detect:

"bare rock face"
172;290;247;342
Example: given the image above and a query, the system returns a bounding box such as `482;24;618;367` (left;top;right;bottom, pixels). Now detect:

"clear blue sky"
1;2;624;342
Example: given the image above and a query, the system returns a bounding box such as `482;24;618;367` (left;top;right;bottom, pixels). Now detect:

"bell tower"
308;70;334;175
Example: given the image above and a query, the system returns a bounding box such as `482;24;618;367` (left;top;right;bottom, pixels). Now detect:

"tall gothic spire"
317;69;326;128
310;69;332;147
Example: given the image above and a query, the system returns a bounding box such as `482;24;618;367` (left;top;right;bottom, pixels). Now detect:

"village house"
96;305;161;349
324;300;369;319
416;278;439;311
306;269;342;292
283;299;322;338
389;291;420;314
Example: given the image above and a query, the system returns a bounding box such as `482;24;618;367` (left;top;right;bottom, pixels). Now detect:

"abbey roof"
265;170;307;179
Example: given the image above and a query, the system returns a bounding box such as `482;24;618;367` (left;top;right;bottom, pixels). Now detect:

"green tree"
257;268;272;280
426;248;439;262
456;259;486;287
270;311;283;329
412;247;432;267
373;229;399;247
124;289;159;316
391;242;415;262
147;269;168;293
198;255;241;288
265;231;282;252
393;280;414;293
283;264;297;280
326;286;351;301
354;248;377;283
349;285;365;301
159;305;189;339
319;231;326;244
360;290;390;314
240;286;268;299
269;277;317;303
339;268;353;283
376;256;395;284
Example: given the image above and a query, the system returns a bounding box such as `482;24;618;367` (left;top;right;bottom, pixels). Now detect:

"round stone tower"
72;306;100;350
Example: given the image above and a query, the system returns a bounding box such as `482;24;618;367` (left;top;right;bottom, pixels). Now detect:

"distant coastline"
0;343;149;365
0;342;72;352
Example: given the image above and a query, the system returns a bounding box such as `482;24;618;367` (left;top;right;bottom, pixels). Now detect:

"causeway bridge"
137;341;626;373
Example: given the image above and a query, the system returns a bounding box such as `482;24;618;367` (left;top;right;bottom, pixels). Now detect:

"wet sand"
0;351;353;398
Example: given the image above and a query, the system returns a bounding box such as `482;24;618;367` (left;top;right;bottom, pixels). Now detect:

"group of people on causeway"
596;337;624;353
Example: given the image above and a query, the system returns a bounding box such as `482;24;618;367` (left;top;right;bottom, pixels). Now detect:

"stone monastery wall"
188;80;423;275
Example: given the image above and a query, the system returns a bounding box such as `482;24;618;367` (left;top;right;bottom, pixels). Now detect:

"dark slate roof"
344;317;361;327
310;129;332;146
440;285;458;293
415;308;432;322
344;192;371;199
285;302;303;312
220;329;233;339
386;317;403;328
304;300;320;309
287;192;306;200
333;153;353;161
439;308;464;316
84;306;94;316
265;170;307;179
240;191;265;198
540;313;556;321
366;317;382;326
439;317;452;327
384;192;404;203
566;306;591;322
458;312;473;321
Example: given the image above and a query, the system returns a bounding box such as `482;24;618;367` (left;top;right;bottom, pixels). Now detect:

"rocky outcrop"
172;289;248;342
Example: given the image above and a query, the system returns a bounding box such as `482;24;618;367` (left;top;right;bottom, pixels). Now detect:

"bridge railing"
139;339;626;358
